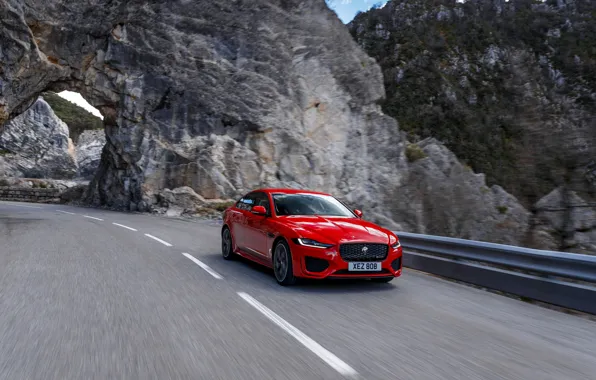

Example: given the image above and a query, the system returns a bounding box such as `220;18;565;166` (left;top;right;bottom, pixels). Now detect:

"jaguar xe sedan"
221;188;403;285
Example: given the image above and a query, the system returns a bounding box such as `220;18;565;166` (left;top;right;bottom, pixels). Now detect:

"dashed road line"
144;233;173;247
237;292;359;378
57;210;76;215
182;253;223;279
83;215;104;221
112;222;138;231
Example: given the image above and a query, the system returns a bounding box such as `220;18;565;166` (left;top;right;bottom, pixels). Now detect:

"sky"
57;91;103;119
59;1;387;115
326;0;388;24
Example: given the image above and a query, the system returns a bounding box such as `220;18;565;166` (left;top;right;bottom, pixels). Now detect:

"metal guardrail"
395;231;596;315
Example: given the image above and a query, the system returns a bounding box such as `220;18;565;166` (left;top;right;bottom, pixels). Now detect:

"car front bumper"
291;242;403;279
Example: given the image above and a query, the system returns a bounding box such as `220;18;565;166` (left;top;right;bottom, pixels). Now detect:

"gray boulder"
0;97;77;179
157;186;207;216
534;187;596;254
60;184;88;203
536;187;596;232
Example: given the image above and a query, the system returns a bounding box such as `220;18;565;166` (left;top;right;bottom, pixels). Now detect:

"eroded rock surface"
532;187;596;254
394;138;530;245
0;97;77;178
76;129;106;179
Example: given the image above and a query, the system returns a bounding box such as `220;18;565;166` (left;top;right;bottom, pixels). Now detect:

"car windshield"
272;193;355;217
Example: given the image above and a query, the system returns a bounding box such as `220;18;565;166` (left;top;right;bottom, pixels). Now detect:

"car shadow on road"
202;252;399;294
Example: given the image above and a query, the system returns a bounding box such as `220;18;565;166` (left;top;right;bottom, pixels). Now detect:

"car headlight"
391;240;401;249
295;238;334;249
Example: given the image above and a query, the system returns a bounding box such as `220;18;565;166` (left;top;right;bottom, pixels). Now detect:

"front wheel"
221;227;235;260
273;240;296;286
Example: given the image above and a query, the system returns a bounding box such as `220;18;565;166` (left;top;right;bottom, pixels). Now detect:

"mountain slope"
41;92;103;143
349;0;596;205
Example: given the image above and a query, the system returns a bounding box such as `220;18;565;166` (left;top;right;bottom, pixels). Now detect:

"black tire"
272;240;296;286
221;227;235;260
371;277;394;283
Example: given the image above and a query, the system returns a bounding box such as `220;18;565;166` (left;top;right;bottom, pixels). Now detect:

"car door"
243;191;272;258
230;192;257;251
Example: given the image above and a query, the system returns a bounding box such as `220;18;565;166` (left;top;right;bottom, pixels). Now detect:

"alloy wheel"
274;243;288;282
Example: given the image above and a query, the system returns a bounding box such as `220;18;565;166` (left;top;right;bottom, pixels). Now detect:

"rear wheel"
221;227;235;260
273;240;296;286
371;277;394;283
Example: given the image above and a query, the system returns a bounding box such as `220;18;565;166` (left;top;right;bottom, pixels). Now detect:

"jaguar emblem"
362;246;368;253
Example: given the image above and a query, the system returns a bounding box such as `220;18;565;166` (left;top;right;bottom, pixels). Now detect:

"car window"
251;192;271;214
272;193;355;217
236;193;256;211
236;192;270;213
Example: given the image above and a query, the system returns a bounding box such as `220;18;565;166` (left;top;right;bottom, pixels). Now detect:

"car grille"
339;243;388;262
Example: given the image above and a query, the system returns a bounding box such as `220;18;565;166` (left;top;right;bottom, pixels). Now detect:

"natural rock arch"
1;0;394;212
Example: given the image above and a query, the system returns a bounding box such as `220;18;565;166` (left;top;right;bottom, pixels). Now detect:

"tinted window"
236;192;270;213
272;193;355;217
252;192;271;214
236;193;256;211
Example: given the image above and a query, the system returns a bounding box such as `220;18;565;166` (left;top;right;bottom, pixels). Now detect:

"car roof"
250;188;332;196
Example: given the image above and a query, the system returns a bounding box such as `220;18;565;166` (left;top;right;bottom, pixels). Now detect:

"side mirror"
354;209;363;218
251;205;267;216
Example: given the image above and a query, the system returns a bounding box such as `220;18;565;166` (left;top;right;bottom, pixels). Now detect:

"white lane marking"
112;222;138;231
57;210;76;215
182;253;223;279
237;292;359;378
83;215;104;221
144;233;172;247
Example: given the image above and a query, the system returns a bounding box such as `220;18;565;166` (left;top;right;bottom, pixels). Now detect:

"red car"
221;188;403;285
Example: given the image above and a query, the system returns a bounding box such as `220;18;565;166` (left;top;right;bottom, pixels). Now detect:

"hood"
280;215;393;244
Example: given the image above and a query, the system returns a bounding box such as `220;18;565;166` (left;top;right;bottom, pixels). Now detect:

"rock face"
0;0;534;246
75;129;106;179
348;0;596;206
0;97;77;178
531;187;596;254
394;138;530;245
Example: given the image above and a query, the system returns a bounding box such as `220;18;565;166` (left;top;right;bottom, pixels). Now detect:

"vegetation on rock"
406;143;427;162
349;0;596;206
41;92;103;143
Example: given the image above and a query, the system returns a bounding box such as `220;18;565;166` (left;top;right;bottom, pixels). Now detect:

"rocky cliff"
76;129;106;179
0;0;544;246
349;0;596;206
0;97;77;178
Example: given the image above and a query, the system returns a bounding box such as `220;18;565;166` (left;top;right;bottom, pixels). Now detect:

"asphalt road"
1;200;595;380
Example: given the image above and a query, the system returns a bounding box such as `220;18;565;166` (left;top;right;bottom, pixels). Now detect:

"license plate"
348;262;381;271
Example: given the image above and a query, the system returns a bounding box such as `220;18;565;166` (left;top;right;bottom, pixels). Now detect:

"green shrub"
496;205;508;214
405;143;427;163
41;92;103;143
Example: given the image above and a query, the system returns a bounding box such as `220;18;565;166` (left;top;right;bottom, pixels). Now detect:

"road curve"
1;200;595;380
